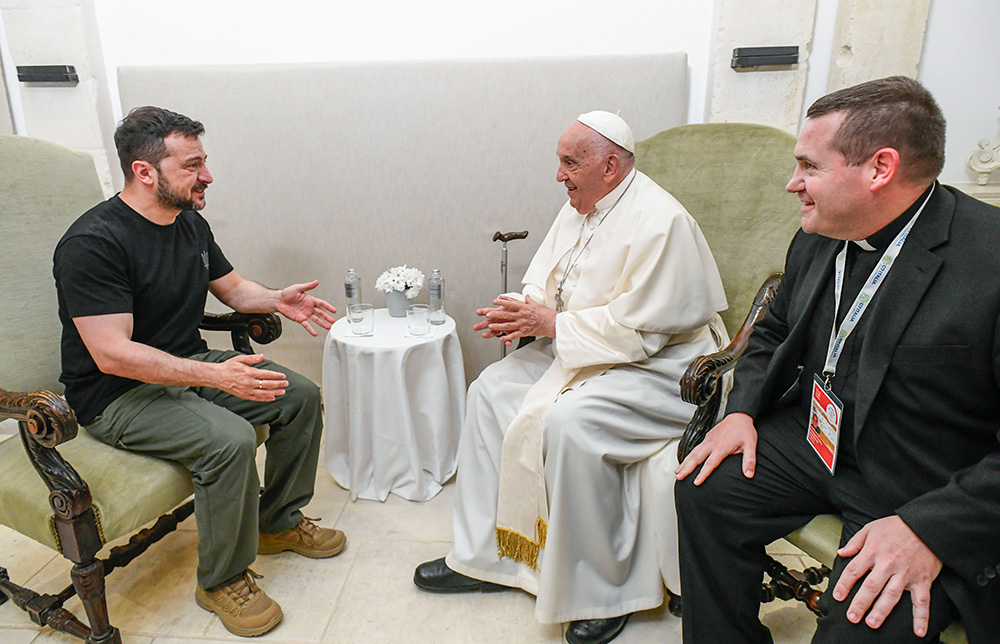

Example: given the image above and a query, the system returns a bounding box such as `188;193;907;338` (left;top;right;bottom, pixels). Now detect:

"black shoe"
413;557;507;593
565;614;631;644
667;588;682;618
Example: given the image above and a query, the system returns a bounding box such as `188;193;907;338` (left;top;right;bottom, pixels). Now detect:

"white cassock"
446;168;729;624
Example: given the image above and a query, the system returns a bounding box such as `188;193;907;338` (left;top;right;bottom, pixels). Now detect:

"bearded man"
53;106;345;637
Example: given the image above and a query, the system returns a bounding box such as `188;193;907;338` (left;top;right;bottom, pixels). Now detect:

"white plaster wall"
91;0;715;132
0;60;13;135
800;0;838;119
0;0;116;193
706;0;817;134
4;0;996;190
919;0;1000;185
827;0;932;91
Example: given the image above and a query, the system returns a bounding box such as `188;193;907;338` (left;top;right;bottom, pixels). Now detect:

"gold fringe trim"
496;517;548;571
93;505;106;544
49;505;105;555
49;515;60;553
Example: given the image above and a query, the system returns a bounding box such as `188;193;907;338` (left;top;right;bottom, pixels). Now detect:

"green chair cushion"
783;513;842;569
0;429;193;551
0;134;106;394
0;425;267;553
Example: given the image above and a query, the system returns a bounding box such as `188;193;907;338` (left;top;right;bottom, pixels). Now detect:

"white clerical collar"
852;239;877;251
592;168;637;216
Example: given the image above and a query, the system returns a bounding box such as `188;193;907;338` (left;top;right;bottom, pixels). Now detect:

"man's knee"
281;369;321;411
674;455;747;519
813;566;956;644
543;390;602;452
467;360;506;404
201;417;258;466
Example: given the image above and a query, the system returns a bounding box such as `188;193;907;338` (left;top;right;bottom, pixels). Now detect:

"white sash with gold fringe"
494;359;604;569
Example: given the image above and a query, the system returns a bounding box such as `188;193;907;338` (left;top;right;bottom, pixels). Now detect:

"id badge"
808;374;843;474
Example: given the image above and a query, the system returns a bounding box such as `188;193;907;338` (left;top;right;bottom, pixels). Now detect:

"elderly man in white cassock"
414;111;728;644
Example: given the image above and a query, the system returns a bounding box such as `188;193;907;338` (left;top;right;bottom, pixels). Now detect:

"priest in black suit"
674;76;1000;644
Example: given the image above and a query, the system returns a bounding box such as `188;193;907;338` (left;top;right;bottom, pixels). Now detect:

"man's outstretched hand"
277;280;337;336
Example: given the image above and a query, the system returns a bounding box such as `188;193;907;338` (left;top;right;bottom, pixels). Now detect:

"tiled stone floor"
0;432;820;644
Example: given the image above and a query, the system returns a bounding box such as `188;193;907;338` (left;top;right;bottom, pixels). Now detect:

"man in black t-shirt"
53;106;343;637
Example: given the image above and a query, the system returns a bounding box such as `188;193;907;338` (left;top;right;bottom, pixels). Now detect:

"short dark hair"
806;76;945;183
114;106;204;180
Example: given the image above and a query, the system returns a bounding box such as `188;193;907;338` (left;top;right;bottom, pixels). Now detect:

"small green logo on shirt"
201;250;209;270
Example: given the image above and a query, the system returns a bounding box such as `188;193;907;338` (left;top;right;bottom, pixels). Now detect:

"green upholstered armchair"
636;122;801;461
0;133;280;644
637;124;967;643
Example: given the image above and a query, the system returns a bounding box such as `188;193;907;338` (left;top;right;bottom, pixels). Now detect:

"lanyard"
823;185;935;386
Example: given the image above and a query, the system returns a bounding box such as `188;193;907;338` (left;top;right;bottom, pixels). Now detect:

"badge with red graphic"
808;374;842;474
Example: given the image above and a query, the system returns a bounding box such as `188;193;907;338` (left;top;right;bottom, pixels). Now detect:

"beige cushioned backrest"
636;123;802;336
0;133;106;393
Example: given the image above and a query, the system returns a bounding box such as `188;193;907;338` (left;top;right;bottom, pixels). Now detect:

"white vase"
385;290;409;317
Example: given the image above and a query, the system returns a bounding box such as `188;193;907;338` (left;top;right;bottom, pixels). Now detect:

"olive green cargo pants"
84;350;323;589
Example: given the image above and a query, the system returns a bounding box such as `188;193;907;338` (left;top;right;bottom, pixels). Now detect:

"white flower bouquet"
375;265;425;299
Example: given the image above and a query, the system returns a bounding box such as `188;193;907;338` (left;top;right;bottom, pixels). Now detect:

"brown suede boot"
258;516;346;558
195;569;283;637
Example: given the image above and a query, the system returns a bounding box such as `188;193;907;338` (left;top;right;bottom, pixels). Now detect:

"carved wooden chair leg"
1;503;192;644
71;560;120;644
759;555;830;616
18;414;122;644
0;566;99;640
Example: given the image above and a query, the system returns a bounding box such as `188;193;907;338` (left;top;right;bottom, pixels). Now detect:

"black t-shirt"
53;195;234;425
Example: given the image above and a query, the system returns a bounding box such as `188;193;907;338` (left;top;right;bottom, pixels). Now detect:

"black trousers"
674;410;958;643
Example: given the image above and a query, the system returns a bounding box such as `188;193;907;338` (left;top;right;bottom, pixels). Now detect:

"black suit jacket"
726;184;1000;644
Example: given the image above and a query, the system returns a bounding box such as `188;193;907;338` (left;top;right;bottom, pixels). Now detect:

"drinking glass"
406;304;430;336
348;303;374;336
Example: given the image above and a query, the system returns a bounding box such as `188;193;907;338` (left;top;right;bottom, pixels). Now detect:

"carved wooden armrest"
0;388;98;560
0;388;78;448
677;274;782;461
199;312;282;355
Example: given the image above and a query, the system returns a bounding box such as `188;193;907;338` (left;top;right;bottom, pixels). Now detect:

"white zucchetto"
576;110;635;153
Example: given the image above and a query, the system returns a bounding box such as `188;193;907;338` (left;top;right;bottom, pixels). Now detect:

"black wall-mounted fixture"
731;46;799;71
17;65;79;85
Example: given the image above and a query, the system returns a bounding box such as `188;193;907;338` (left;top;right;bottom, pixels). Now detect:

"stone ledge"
953;182;1000;207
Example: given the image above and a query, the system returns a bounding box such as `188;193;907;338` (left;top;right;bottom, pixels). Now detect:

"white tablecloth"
322;309;466;501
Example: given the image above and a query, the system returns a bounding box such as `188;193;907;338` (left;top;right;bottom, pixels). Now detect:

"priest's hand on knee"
675;412;758;484
474;295;556;346
833;515;943;638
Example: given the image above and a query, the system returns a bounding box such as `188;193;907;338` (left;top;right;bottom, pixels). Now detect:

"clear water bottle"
428;268;446;324
344;268;361;310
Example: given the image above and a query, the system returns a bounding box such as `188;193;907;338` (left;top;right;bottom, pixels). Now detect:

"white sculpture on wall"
967;120;1000;186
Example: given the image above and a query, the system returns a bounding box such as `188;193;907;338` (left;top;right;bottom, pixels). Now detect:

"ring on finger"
257;379;263;389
